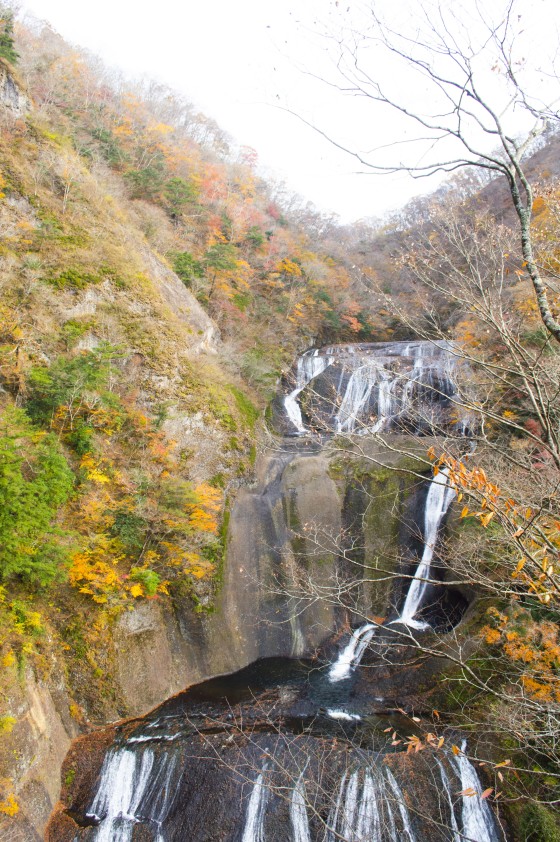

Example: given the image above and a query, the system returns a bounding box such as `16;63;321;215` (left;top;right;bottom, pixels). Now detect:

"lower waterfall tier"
47;655;502;842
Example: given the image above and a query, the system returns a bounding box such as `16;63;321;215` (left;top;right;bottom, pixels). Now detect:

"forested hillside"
0;15;387;679
1;6;560;840
0;14;391;827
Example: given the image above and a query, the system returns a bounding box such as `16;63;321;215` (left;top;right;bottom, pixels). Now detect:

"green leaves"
0;406;74;584
0;7;18;65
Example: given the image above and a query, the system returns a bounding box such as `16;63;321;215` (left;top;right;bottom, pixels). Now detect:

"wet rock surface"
47;646;501;842
46;340;500;842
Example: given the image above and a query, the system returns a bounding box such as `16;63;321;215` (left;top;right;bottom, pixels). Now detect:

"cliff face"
0;58;27;118
0;62;260;838
0;46;376;836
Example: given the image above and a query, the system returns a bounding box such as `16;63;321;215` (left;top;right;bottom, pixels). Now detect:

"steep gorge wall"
0;434;432;838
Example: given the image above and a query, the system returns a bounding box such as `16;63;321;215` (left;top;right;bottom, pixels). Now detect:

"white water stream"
282;341;464;436
328;465;455;683
87;747;178;842
242;764;270;842
85;717;499;842
284;350;332;433
328;623;377;682
451;742;499;842
395;467;456;629
290;771;312;842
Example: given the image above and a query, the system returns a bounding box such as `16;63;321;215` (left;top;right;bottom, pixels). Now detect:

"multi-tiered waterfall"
47;341;501;842
278;340;470;437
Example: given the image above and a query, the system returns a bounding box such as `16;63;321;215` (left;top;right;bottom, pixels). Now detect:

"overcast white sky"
18;0;560;222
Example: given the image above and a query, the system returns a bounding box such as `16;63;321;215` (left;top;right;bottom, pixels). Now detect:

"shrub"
171;251;204;288
0;7;18;65
520;803;560;842
164;177;198;220
129;567;161;597
0;406;74;584
26;345;116;429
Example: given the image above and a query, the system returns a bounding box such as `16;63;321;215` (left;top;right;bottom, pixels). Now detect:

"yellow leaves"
190;483;221;520
129;583;144;598
521;674;554;701
69;549;126;606
451;744;462;756
1;651;16;668
147;122;174;136
276;258;302;277
114;120;134;138
69;704;83;721
479;511;495;528
188;509;218;533
161;545;214;580
0;792;19;817
80;454;111;484
0;716;16;734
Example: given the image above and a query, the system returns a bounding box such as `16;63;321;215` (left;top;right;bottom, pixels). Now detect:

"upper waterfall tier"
275;340;471;437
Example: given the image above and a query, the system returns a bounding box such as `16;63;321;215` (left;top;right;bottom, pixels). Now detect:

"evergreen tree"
0;6;18;65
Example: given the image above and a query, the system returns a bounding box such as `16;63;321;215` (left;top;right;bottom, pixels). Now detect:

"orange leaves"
69;546;124;605
187;483;221;535
428;448;560;606
188;508;218;534
341;314;362;333
481;609;560;703
0;792;19;817
482;626;502;645
479;511;495;528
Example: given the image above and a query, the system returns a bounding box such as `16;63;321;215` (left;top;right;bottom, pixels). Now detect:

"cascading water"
328;623;377;682
284;349;332;433
325;770;383;842
86;747;179;842
328;466;455;682
279;340;467;437
242;765;269;842
290;770;311;842
384;768;416;842
395;467;456;629
51;340;501;842
451;742;500;842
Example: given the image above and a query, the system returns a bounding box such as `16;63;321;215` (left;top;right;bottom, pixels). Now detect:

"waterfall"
451;743;500;842
435;757;462;842
396;467;455;629
290;771;311;842
384;768;417;842
284;350;331;433
86;746;179;842
328;623;376;682
242;765;269;842
281;340;465;437
334;361;384;433
325;768;412;842
87;748;153;842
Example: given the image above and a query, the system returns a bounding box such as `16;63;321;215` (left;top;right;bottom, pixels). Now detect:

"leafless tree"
293;0;560;342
